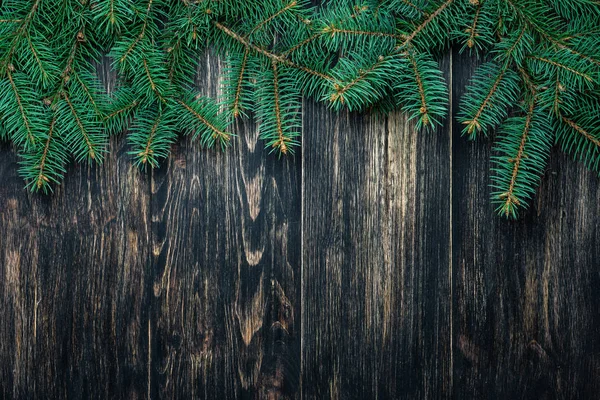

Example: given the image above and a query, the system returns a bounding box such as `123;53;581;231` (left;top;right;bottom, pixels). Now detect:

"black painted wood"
452;49;600;400
148;52;302;399
1;49;599;400
0;60;151;399
300;54;452;399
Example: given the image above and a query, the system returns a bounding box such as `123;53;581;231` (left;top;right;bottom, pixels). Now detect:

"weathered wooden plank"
452;49;600;399
300;55;453;399
149;53;302;399
0;60;151;399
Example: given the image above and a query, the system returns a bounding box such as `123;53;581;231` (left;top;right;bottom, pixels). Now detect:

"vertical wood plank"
149;53;302;399
0;60;151;399
452;49;600;399
300;56;452;399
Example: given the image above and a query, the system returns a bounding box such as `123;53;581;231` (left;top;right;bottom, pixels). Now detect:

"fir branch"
563;27;600;41
232;48;249;118
19;115;69;194
459;62;521;137
61;91;97;160
73;71;103;118
331;60;384;103
139;113;161;165
94;0;132;34
561;116;600;149
395;50;448;129
491;101;553;218
128;107;177;168
246;1;298;39
545;35;600;67
552;73;563;114
6;69;35;145
255;60;301;154
25;33;49;83
498;101;535;216
281;32;321;57
34;116;57;190
469;70;504;129
399;0;454;48
528;55;593;82
323;27;402;40
143;57;166;103
119;0;154;64
328;52;397;110
1;0;600;220
105;102;138;121
270;60;288;154
408;51;428;121
0;0;41;71
555;101;600;171
466;3;482;49
213;21;332;81
177;98;231;146
400;0;424;14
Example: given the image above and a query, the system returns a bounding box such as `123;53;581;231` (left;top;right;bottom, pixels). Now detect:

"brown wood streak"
149;51;301;399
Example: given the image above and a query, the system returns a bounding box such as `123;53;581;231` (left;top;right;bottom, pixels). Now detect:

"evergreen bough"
0;0;599;219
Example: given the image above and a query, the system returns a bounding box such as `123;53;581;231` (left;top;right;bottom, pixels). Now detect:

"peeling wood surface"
1;50;599;399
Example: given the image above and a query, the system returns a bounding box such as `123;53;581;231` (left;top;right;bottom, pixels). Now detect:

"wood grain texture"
452;49;600;399
0;59;151;399
300;56;452;399
148;52;301;399
1;48;600;400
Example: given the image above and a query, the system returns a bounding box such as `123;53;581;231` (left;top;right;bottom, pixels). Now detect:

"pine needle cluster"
1;0;599;218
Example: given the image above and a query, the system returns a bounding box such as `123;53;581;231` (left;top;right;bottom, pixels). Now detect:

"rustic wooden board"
452;49;600;399
300;55;452;399
147;53;302;399
0;60;151;399
1;48;600;400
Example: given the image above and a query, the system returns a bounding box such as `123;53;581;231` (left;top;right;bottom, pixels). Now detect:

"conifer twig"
407;50;429;125
120;0;153;63
213;21;332;81
464;66;507;134
400;0;454;47
138;112;161;164
232;48;249;118
271;60;288;154
500;100;535;214
6;69;35;145
36;117;57;189
177;99;230;142
246;1;298;39
466;2;482;48
63;92;96;159
528;56;593;81
561;116;600;148
1;0;41;70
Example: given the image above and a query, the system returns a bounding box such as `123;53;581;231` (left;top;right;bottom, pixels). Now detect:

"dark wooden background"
1;48;600;400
